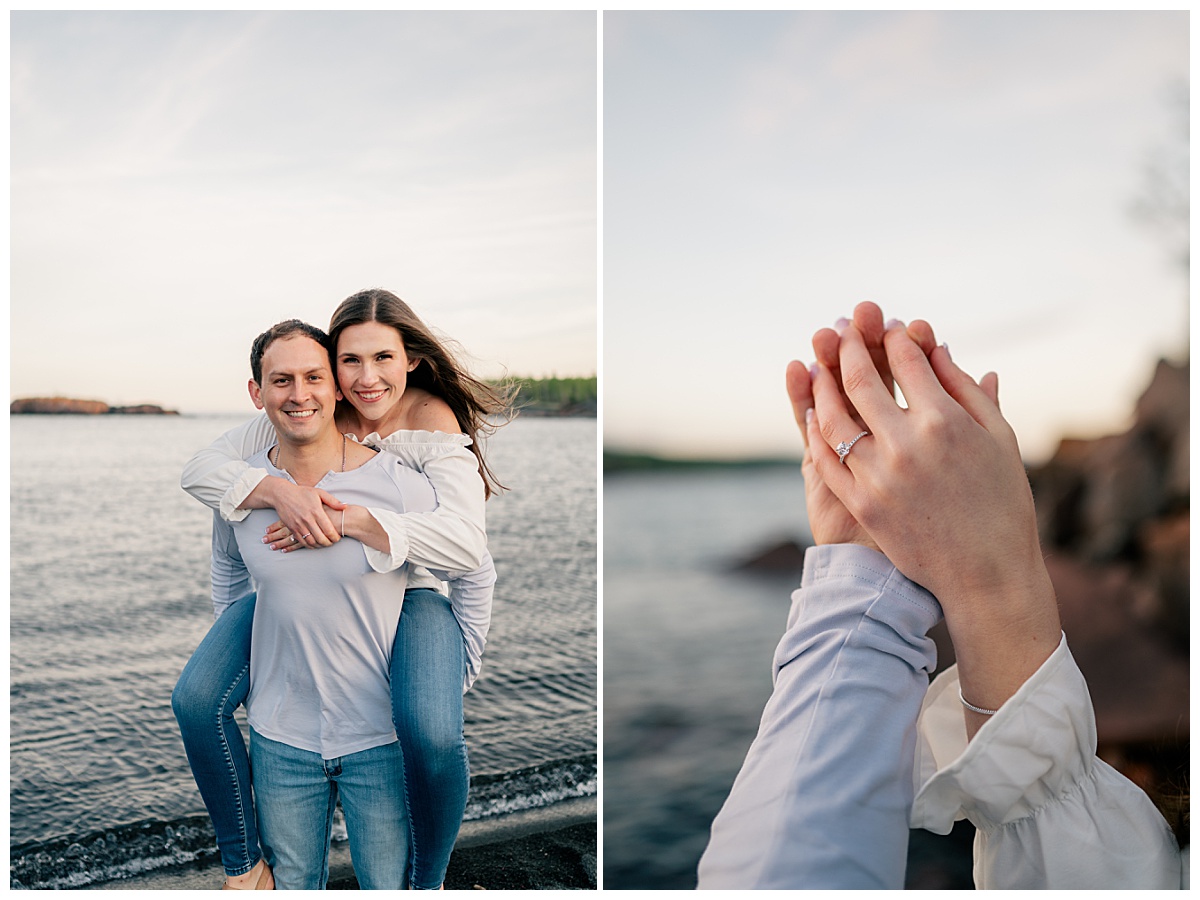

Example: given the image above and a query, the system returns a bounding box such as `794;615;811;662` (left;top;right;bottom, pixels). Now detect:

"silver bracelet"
958;687;998;716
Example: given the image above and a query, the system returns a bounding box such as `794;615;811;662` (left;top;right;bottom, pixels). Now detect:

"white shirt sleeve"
180;413;276;522
421;550;496;692
697;544;943;889
911;636;1183;889
362;454;496;692
361;430;487;574
210;510;253;618
182;420;488;572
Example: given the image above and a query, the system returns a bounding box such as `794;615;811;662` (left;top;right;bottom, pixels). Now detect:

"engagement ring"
836;431;869;464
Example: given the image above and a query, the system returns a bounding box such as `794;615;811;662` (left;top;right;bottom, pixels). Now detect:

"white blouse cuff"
219;468;269;523
362;506;411;574
912;634;1094;832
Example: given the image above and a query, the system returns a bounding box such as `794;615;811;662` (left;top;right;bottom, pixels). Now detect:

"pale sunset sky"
8;11;1190;463
605;11;1188;463
11;11;597;415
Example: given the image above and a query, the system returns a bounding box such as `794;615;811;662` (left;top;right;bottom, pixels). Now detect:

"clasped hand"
250;477;347;552
789;301;1061;728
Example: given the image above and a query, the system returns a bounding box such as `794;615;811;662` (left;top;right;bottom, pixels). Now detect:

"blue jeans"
171;588;469;886
171;592;259;876
392;590;469;889
250;729;409;889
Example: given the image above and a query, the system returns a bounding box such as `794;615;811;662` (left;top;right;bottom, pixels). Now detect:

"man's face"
248;335;341;447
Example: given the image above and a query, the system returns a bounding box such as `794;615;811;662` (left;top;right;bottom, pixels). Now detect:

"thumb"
785;360;814;448
928;345;1004;431
979;371;1000;410
318;490;347;510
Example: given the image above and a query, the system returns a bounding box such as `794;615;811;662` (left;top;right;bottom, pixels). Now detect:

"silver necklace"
272;434;347;472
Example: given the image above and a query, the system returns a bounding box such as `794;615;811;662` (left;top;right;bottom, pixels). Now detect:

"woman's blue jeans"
171;588;469;887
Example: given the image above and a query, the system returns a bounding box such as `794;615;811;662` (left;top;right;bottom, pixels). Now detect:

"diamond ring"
835;431;870;464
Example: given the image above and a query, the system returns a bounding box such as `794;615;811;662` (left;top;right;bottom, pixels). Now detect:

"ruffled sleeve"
911;636;1183;888
353;430;487;575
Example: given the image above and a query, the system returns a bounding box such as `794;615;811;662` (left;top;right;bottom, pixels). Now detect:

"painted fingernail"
805;408;814;426
885;318;903;330
941;342;951;360
834;317;850;334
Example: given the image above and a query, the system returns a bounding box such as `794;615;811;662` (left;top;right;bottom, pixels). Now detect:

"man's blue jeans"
250;729;409;889
171;588;468;886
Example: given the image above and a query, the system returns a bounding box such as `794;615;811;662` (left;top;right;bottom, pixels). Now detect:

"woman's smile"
355;388;390;404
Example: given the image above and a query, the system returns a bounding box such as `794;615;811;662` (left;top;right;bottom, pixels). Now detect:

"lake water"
10;415;596;889
602;465;810;889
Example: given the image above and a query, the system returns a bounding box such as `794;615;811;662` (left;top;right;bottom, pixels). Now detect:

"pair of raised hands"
787;302;1061;732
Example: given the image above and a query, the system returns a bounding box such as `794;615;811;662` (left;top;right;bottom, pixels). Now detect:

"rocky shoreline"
10;397;178;415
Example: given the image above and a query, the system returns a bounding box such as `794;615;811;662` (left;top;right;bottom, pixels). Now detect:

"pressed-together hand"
788;302;937;550
807;319;1060;733
249;477;347;552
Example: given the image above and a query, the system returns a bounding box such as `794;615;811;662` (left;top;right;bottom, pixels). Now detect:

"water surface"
11;414;596;887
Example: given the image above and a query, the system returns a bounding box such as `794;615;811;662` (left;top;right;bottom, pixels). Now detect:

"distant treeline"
605;449;797;474
503;376;597;417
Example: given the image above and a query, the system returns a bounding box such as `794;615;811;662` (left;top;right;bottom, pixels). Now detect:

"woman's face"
335;321;419;423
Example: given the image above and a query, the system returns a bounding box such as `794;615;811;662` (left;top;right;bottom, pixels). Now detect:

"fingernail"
885;318;903;330
941;342;951;360
805;408;814;425
834;317;850;334
809;363;819;382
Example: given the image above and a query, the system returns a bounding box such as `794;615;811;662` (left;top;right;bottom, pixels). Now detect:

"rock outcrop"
1023;358;1187;816
1028;358;1189;646
10;397;179;415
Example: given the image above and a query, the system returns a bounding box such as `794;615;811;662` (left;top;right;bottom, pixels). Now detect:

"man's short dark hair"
250;320;332;385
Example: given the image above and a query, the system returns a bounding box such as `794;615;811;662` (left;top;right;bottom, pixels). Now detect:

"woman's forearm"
943;565;1062;740
180;413;276;517
341;506;391;555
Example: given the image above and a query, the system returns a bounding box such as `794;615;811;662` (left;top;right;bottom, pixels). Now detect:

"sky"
604;11;1188;464
11;11;596;414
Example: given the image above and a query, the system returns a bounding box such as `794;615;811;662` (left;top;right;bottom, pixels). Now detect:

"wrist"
243;472;287;510
340;505;364;540
943;566;1061;715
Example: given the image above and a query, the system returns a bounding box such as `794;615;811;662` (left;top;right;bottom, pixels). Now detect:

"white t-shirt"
225;448;436;759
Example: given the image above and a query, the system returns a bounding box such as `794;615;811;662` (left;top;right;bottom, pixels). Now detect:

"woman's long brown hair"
329;288;512;498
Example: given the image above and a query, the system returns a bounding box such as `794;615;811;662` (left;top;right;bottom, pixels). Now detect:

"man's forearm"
697;544;942;889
